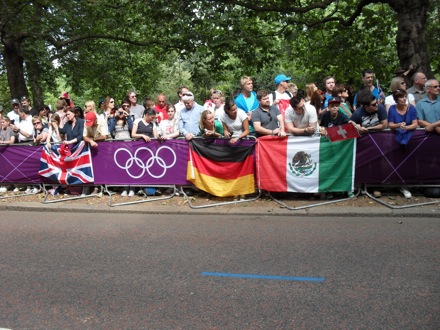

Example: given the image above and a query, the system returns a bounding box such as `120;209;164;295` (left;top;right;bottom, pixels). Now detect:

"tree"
211;0;432;78
0;0;437;109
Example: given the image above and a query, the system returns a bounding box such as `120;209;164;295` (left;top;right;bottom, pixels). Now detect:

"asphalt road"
1;211;439;329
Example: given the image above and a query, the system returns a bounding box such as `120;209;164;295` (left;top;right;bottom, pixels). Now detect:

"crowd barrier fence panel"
181;137;261;209
1;131;439;209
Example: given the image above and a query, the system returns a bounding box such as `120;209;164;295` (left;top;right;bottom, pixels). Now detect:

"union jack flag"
39;141;94;184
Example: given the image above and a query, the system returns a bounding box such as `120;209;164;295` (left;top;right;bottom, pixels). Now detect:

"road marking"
202;272;325;282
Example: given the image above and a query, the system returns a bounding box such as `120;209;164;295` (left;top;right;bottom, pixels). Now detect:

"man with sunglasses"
125;90;144;120
350;93;388;134
416;79;440;134
252;90;286;138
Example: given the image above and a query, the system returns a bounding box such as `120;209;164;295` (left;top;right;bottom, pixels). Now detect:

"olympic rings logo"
114;146;177;179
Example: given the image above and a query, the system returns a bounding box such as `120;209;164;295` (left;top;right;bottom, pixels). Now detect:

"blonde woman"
305;83;318;103
385;77;416;111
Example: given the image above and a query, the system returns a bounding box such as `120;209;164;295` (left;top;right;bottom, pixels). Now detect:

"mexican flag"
256;136;356;193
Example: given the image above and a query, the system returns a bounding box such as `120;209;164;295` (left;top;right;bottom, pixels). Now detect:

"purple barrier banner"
0;144;44;184
1;133;438;186
0;140;190;185
355;130;440;185
91;139;190;185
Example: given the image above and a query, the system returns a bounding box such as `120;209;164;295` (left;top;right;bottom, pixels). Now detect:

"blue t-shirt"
388;105;417;125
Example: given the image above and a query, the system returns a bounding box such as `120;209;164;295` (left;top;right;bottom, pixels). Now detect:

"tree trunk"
1;37;28;99
27;59;45;110
391;0;432;78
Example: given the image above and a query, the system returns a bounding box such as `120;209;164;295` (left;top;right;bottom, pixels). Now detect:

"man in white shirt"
11;106;34;142
285;96;318;135
7;98;20;125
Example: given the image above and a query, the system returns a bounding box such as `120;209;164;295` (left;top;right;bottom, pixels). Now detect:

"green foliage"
0;0;437;107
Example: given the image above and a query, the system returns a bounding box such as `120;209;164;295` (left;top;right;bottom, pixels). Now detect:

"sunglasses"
33;122;41;125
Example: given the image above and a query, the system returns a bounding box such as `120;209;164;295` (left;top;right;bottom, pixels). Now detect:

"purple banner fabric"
1;133;438;186
0;144;44;184
355;130;440;185
91;139;190;185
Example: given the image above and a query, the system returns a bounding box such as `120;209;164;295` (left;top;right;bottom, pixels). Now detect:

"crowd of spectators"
1;69;439;198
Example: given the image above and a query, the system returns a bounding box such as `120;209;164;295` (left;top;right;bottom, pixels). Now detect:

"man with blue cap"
269;73;294;117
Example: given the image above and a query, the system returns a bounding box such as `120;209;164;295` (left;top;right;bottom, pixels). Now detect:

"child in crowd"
158;104;180;139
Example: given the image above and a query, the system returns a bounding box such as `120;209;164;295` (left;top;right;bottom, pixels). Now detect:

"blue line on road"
202;272;325;282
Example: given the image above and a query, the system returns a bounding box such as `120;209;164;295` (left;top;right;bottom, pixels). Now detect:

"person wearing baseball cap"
269;74;294;112
7;99;21;125
83;110;108;148
319;97;351;131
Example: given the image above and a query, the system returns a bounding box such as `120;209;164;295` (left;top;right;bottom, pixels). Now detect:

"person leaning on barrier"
319;97;353;137
11;106;34;143
0;116;16;144
132;108;158;142
350;93;388;134
252;90;286;138
131;108;161;197
83;111;108;148
416;79;440;134
158;104;180;140
220;98;250;144
285;96;318;136
388;89;418;199
46;113;63;147
199;109;224;138
58;108;84;145
32;116;49;145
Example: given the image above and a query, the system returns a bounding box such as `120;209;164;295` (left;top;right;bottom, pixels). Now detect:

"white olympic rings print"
114;146;177;179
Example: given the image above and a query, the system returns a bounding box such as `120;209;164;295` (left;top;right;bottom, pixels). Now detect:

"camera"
117;111;123;115
10;119;15;125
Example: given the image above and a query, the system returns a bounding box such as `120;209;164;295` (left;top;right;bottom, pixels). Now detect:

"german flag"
187;139;256;197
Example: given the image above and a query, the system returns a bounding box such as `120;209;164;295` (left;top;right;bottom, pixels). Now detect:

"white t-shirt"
18;115;34;142
269;90;292;106
285;103;318;129
158;118;178;137
220;109;248;138
385;93;415;106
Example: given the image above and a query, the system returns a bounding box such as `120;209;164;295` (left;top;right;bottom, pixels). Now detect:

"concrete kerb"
1;201;439;218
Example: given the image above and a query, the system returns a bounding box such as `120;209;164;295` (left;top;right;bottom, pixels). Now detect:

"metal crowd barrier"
267;187;361;211
104;184;177;207
41;184;104;204
361;184;439;209
1;132;439;209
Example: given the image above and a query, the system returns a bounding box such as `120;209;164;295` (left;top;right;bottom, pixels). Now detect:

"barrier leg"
41;184;103;204
268;187;360;211
361;184;439;209
104;185;177;207
180;186;261;209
